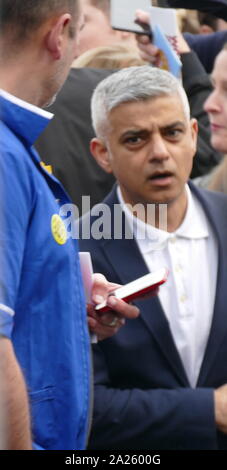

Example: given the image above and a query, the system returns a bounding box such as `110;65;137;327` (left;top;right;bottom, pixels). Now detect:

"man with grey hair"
91;65;191;138
80;65;227;449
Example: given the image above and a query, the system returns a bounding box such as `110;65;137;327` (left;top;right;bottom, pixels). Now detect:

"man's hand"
135;9;160;66
87;274;140;341
214;384;227;434
135;9;190;66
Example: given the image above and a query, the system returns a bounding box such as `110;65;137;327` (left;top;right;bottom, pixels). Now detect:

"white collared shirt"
117;185;218;387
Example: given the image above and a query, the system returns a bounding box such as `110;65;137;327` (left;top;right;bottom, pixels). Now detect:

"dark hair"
0;0;79;41
198;11;218;31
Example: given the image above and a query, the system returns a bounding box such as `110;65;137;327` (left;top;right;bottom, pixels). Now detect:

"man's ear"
45;13;72;60
90;138;113;174
190;118;198;159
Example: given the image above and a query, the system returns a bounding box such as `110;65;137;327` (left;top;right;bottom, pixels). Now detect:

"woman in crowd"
204;45;227;192
135;9;227;192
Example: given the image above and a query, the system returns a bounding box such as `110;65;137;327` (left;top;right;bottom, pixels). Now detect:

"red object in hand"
95;267;168;313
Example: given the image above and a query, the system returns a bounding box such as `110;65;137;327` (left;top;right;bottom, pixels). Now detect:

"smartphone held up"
111;0;152;36
95;268;168;313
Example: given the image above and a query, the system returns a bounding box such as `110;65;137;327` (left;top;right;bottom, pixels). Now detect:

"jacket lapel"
192;185;227;386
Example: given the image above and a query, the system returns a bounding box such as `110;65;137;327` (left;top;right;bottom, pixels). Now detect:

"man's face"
77;0;118;55
204;50;227;154
101;95;197;209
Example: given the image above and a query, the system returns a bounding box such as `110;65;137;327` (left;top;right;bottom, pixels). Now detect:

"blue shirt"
0;90;91;450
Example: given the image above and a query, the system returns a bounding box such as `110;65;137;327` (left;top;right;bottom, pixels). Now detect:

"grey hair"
91;65;190;140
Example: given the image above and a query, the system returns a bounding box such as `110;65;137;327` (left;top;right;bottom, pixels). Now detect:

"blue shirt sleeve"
0;137;32;338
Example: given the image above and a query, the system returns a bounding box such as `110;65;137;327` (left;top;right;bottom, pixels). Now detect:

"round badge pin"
51;214;67;245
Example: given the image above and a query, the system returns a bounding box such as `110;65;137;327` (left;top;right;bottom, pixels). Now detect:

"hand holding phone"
95;267;168;313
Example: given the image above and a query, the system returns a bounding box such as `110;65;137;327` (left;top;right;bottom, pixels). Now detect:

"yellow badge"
51;214;67;245
40;161;53;174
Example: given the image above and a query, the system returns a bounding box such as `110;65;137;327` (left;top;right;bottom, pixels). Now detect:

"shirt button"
169;236;176;244
180;294;187;303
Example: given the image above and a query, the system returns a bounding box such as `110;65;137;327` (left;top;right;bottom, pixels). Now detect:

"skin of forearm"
0;338;32;450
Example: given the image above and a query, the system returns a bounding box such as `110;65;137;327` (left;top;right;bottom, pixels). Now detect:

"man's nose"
148;135;169;161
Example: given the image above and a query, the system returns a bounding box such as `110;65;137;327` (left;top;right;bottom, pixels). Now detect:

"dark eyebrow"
162;121;186;131
120;129;148;140
120;121;186;140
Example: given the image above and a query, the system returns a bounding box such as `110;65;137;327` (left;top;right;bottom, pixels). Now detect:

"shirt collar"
0;89;53;146
175;184;209;240
117;184;209;253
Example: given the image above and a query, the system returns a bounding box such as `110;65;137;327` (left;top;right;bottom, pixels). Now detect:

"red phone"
95;267;168;313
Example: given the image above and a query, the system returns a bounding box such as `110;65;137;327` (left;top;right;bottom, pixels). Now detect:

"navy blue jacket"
169;1;227;21
185;30;227;74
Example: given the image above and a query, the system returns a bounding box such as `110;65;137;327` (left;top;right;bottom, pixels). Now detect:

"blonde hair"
176;9;200;34
72;43;147;70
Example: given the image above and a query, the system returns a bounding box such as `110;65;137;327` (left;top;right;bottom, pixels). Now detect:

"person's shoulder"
0;121;38;191
213;30;227;42
185;30;227;47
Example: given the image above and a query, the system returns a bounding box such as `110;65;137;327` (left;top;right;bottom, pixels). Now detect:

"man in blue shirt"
0;0;139;450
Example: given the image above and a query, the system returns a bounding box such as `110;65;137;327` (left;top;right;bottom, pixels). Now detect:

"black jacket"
168;0;227;20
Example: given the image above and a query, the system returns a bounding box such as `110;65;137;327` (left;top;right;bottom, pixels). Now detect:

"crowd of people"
1;0;227;451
